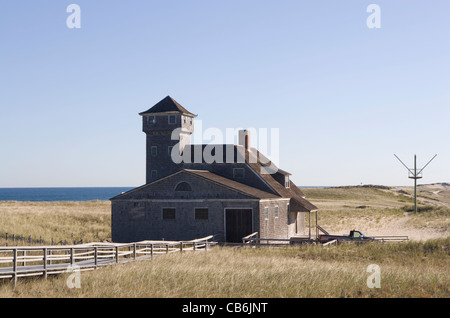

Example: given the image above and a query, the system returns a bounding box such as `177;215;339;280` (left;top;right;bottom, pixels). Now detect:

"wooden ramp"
0;236;216;285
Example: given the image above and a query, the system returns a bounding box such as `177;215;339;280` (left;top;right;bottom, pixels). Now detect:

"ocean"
0;186;327;202
0;187;135;202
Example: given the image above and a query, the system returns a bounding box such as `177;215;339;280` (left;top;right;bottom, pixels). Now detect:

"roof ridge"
139;96;197;117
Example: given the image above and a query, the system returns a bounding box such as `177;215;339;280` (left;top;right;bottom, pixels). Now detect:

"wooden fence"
0;235;216;285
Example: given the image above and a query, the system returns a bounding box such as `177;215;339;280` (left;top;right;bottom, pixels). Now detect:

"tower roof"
139;96;197;117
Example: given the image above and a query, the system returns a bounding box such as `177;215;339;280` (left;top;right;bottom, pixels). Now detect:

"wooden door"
225;209;253;243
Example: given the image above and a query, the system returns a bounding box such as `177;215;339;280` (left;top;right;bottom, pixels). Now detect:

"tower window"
168;115;176;124
285;176;290;188
151;170;157;179
264;207;269;220
274;206;279;218
147;116;155;124
151;146;157;156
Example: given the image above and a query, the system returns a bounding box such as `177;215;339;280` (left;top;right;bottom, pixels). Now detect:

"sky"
0;0;449;187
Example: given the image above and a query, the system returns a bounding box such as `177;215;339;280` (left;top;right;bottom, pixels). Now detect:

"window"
151;146;157;156
183;116;186;124
168;115;176;124
190;118;193;124
264;207;269;220
195;208;208;220
274;206;279;218
175;182;192;191
147;116;155;124
162;208;175;219
151;170;157;179
233;168;245;178
285;176;290;188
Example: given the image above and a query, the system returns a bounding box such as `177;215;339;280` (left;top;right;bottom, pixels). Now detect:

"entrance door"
225;208;253;243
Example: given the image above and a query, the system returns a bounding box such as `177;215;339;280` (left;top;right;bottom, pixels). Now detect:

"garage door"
225;208;253;243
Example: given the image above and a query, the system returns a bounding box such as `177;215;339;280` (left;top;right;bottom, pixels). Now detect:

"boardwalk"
0;236;215;285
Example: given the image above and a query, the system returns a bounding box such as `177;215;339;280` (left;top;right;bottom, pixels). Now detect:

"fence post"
115;246;119;263
180;242;183;253
43;248;47;279
193;242;196;251
70;248;74;265
166;244;169;254
22;250;26;267
133;244;136;261
94;247;98;268
151;244;154;259
13;248;17;286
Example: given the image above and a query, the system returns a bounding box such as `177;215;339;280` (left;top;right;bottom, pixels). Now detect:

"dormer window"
285;176;290;188
168;115;176;124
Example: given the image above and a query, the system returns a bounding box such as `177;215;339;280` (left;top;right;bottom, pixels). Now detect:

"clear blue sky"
0;0;449;187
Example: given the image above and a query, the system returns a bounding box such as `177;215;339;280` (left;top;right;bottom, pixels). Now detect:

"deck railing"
0;235;216;285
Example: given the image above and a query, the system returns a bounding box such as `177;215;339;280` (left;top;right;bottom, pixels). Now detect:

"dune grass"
0;201;111;245
1;239;448;298
0;186;448;298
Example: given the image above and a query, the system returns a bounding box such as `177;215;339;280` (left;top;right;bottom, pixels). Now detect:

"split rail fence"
0;235;215;285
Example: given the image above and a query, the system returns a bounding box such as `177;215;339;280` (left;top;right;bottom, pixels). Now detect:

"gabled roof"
110;169;279;200
185;169;280;199
139;96;197;117
180;144;317;211
244;148;318;211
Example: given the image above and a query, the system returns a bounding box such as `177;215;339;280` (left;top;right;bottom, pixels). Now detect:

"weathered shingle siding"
258;199;291;239
112;199;260;242
111;171;261;242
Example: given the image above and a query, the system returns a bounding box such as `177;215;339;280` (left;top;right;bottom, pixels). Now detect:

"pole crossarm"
394;154;414;175
417;154;437;175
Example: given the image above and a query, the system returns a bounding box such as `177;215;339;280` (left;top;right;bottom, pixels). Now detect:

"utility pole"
394;154;437;213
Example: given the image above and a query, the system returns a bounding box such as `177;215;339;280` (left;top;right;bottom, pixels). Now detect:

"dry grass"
1;240;448;298
0;186;448;298
0;201;111;245
301;186;450;241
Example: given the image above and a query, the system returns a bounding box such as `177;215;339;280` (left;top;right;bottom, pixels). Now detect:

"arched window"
175;182;192;191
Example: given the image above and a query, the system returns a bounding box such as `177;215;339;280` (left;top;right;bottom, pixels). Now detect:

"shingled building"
111;96;317;243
